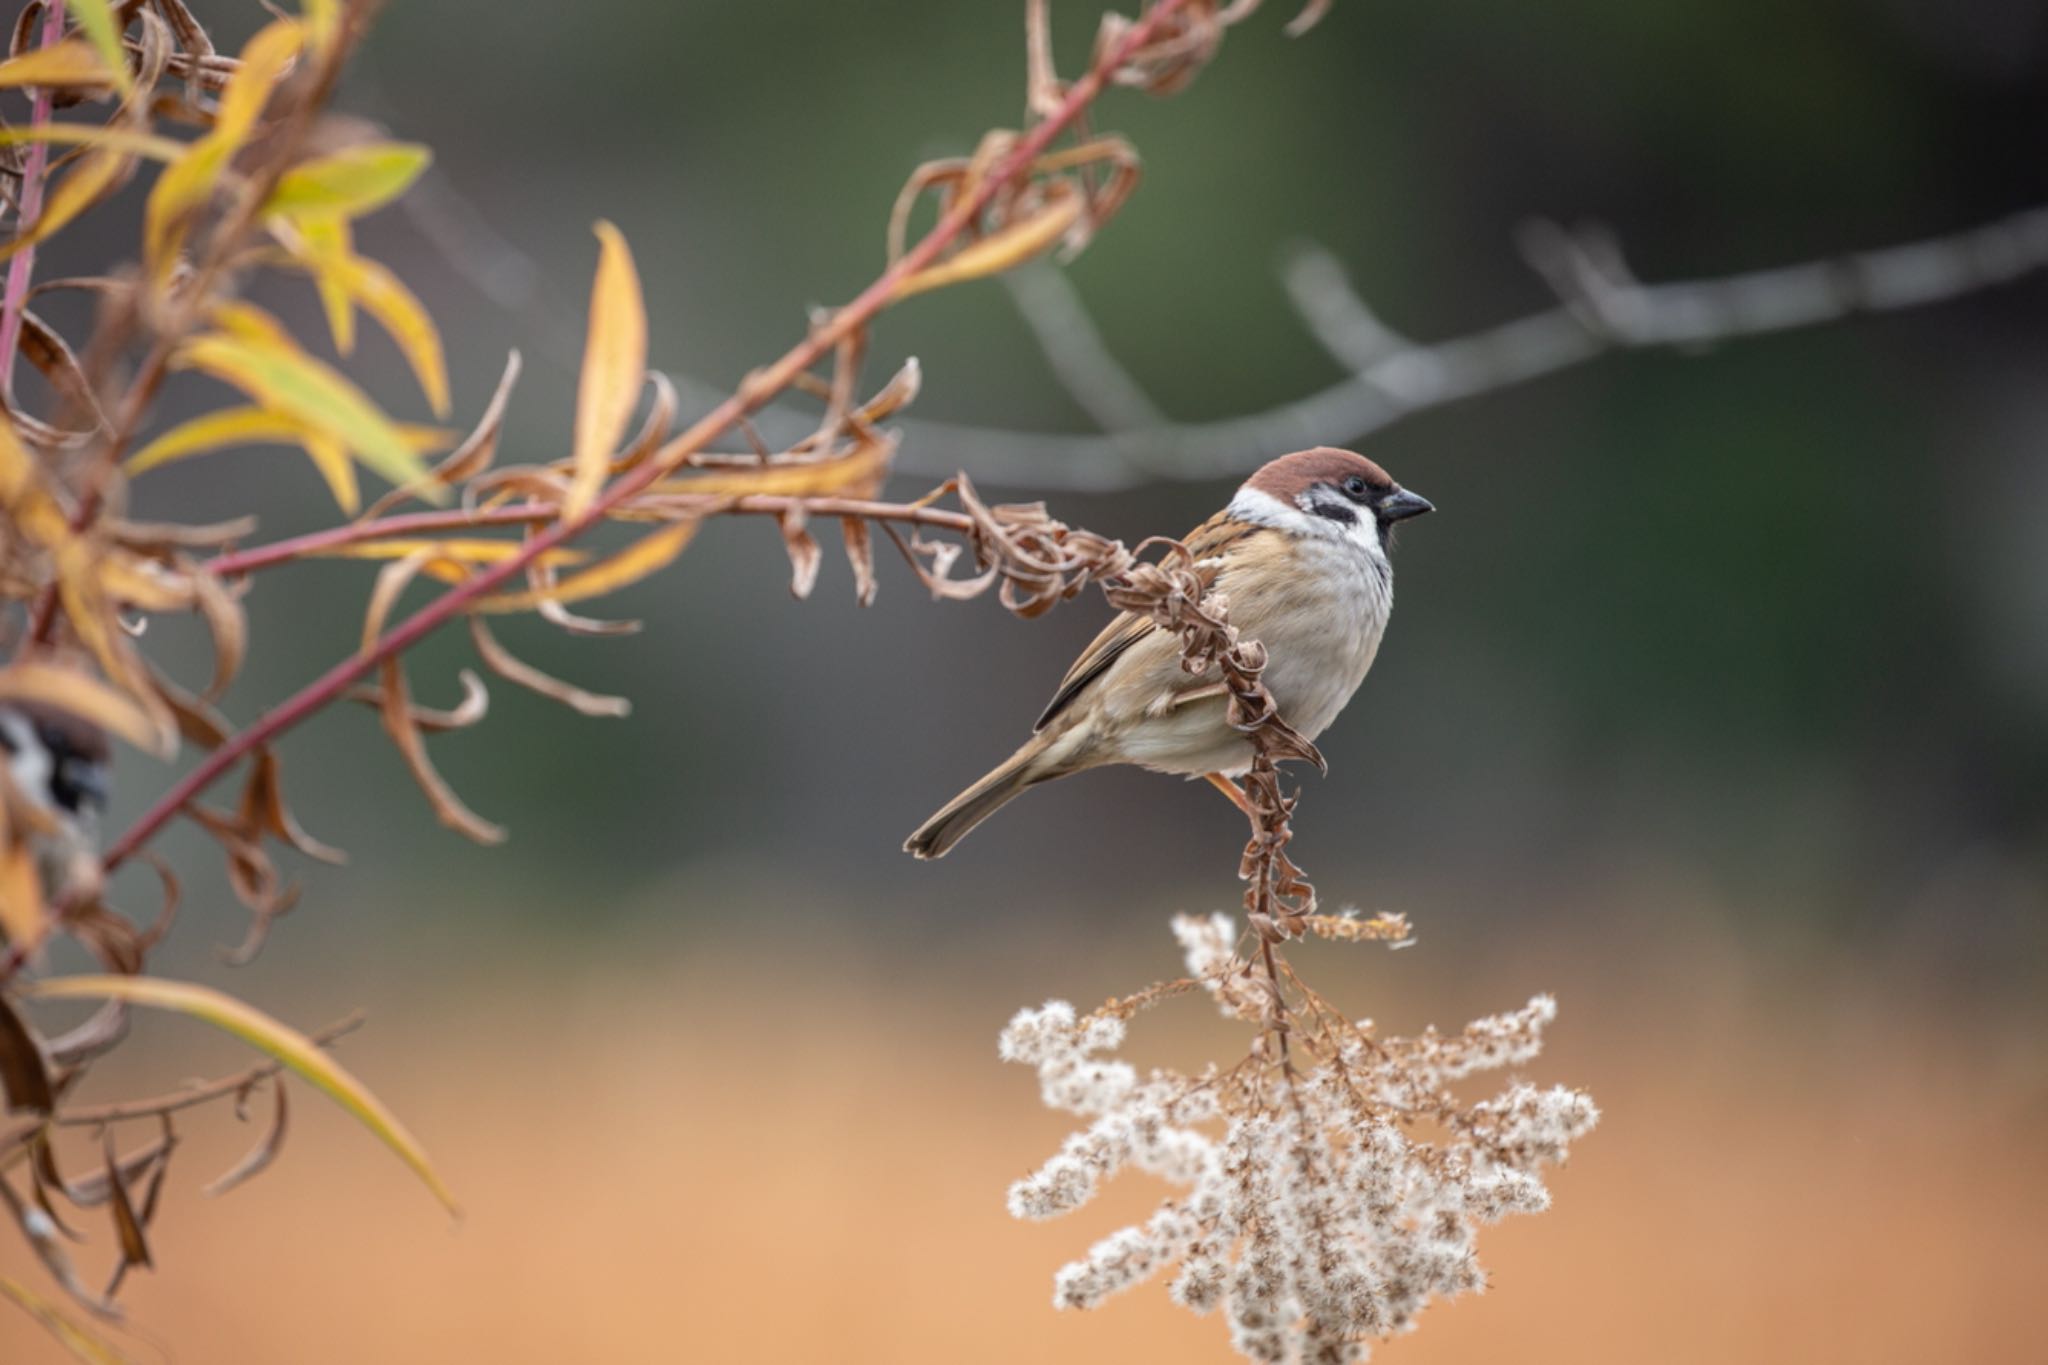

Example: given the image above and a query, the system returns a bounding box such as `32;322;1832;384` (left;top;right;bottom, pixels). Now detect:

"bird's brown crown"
1245;447;1395;500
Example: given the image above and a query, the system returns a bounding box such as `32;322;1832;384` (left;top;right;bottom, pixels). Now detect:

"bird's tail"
903;742;1049;860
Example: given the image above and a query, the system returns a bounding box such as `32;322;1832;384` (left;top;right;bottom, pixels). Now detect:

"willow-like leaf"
472;518;699;614
176;333;436;496
890;186;1083;300
0;1276;130;1363
0;40;116;89
21;976;459;1214
0;661;172;755
265;142;430;221
63;0;133;96
563;221;646;520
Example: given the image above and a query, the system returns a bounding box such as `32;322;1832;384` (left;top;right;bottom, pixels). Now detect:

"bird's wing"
1031;510;1256;732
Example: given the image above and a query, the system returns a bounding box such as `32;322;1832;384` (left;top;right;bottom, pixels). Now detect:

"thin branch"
205;494;979;578
25;0;371;645
95;0;1200;876
898;203;2048;490
1000;263;1167;432
50;1013;362;1126
0;1;68;398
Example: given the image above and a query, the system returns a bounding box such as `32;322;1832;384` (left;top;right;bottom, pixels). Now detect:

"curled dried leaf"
840;516;877;607
0;661;171;756
99;1130;152;1280
203;1078;286;1198
238;749;344;865
360;547;465;652
109;514;258;554
376;659;504;845
349;666;487;734
468;617;628;718
362;351;520;519
778;508;821;600
42;997;127;1068
0;995;53;1115
0;1178;118;1321
23;975;460;1215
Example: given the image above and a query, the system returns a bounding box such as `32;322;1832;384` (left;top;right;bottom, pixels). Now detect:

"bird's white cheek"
0;715;53;811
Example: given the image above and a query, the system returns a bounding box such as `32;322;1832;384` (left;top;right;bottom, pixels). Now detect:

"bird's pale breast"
1103;533;1392;777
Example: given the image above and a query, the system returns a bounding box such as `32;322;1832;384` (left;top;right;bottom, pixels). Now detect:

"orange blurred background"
10;905;2044;1363
8;0;2048;1358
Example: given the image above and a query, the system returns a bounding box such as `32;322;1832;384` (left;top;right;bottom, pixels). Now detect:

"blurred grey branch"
398;160;2048;491
942;205;2048;490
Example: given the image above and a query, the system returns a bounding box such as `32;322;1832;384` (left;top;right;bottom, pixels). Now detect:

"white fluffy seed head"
1001;930;1597;1363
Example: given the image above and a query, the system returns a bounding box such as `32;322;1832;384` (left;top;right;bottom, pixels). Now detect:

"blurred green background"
11;0;2048;1360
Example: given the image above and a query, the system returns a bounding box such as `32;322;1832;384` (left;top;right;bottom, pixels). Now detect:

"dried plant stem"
51;1014;362;1126
204;495;981;578
24;0;367;646
95;0;1197;877
0;1;67;398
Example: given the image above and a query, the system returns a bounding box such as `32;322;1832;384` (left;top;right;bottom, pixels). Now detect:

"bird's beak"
1377;488;1434;523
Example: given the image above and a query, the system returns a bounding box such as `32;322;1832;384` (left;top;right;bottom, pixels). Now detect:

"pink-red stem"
205;496;978;578
98;0;1194;874
0;0;68;396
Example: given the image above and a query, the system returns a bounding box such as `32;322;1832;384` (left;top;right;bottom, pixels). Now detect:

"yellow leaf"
0;409;37;504
97;551;197;612
0;149;125;263
142;19;301;279
0;1275;131;1365
0;843;47;958
0;124;183;161
63;0;132;97
311;538;586;568
265;142;430;221
126;405;300;475
0;661;172;755
129;406;449;488
300;0;340;55
297;428;358;514
564;221;646;521
142;140;231;279
297;216;355;354
214;20;301;143
21;975;459;1216
891;189;1084;301
0;39;116;90
206;299;298;349
652;437;891;499
176;333;438;497
473;519;698;614
331;252;448;416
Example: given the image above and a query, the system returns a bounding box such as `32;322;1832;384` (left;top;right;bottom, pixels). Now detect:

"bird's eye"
1342;475;1368;499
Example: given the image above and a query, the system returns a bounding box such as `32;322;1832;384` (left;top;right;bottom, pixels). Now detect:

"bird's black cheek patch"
1307;499;1358;527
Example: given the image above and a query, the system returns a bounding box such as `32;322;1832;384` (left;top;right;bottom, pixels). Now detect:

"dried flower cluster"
1003;912;1598;1362
0;0;1598;1360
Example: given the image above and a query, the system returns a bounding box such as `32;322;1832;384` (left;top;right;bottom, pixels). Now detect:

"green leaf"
265;142;431;221
63;0;132;97
21;975;459;1216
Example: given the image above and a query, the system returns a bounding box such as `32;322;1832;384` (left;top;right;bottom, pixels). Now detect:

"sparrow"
0;702;110;902
905;447;1432;859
